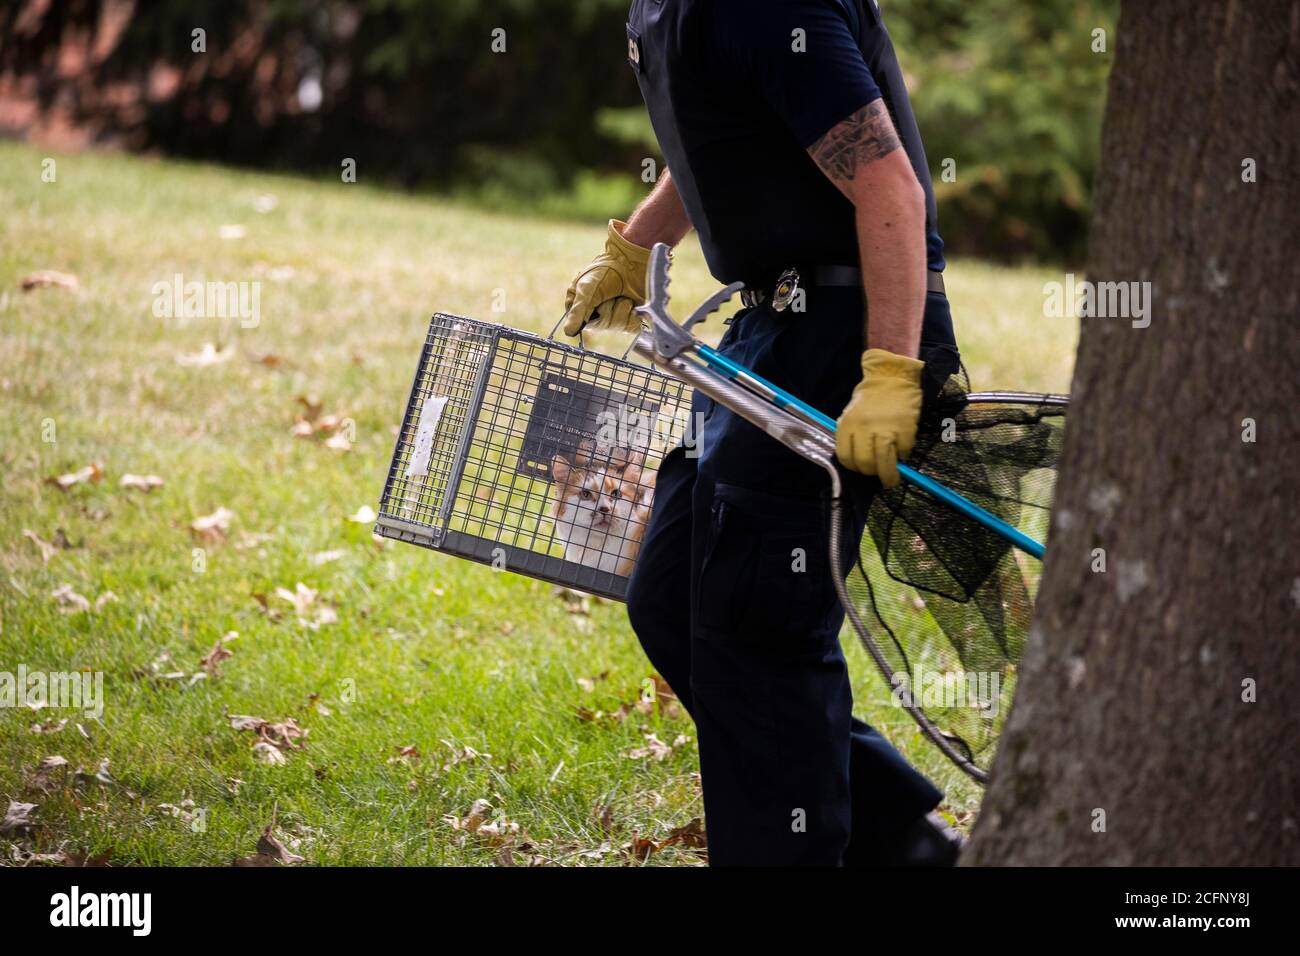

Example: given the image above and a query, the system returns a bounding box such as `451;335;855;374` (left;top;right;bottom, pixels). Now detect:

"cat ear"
574;440;595;467
627;446;648;468
551;454;571;483
609;446;643;474
637;470;657;504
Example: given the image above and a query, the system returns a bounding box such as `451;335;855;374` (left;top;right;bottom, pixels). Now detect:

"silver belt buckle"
771;268;800;312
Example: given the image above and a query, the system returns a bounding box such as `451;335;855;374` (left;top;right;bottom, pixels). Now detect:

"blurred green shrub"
889;0;1118;261
3;0;1115;261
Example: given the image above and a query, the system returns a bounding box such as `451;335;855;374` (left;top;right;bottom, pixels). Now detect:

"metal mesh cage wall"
376;314;693;601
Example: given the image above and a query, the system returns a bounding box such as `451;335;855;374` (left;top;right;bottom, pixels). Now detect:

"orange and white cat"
550;442;655;577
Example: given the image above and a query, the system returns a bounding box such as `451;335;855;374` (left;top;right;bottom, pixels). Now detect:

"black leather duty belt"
740;266;946;312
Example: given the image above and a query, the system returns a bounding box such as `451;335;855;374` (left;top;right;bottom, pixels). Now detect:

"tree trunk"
966;0;1300;866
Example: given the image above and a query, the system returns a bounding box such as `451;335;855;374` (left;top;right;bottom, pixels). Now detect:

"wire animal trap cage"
376;314;692;600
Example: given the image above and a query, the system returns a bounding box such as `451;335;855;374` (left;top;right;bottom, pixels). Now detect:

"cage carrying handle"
546;314;587;351
545;310;652;364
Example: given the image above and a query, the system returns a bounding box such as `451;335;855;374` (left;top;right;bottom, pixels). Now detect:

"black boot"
863;812;965;866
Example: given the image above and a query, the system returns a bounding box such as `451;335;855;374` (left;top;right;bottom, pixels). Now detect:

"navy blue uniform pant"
626;287;960;865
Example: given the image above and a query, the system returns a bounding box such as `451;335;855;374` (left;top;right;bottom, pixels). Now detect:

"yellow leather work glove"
836;348;926;488
561;219;651;336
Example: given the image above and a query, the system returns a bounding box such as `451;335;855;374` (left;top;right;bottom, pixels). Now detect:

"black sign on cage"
376;314;692;601
518;374;663;481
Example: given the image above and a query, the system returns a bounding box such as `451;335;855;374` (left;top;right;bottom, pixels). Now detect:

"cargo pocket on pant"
696;482;840;645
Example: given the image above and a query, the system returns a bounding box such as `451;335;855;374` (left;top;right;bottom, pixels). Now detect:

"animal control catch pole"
632;243;1051;560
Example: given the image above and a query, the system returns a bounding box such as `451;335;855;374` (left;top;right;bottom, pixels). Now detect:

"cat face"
551;443;653;556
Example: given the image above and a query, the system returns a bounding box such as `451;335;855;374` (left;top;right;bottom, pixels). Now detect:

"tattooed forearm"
809;98;902;191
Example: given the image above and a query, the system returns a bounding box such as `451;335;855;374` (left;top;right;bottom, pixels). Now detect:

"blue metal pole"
696;344;1047;560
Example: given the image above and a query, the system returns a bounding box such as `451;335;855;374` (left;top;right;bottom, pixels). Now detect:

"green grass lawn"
0;141;1076;866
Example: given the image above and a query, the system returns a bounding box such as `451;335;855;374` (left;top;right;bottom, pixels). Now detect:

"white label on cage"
405;395;449;478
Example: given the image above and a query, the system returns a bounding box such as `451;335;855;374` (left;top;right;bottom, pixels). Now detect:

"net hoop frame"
830;391;1069;785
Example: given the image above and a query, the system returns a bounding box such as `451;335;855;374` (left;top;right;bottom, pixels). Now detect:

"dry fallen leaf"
580;674;680;727
120;474;164;492
10;845;67;866
228;714;280;737
29;718;68;735
45;462;104;490
21;270;79;292
438;741;491;772
477;818;522;844
553;586;591;615
132;648;207;688
50;848;114;867
1;801;38;835
323;432;352;452
25;756;69;795
75;757;119;790
316;414;346;434
50;584;90;613
234;825;306;866
199;633;237;675
229;713;308;764
575;702;633;724
191;507;235;544
275;582;316;614
620;822;708;864
256;827;305;864
296;395;323;421
22;529;58;563
663;818;708;850
218;224;247;240
388;745;421;765
444;799;524;849
445;798;493;834
623;833;659;863
347;505;376;524
252;741;286;765
638;674;682;719
309;549;346;566
494;845;521;866
235;531;275;551
274;582;337;628
625;733;679;763
176;342;233;368
156;800;199;825
250;592;282;621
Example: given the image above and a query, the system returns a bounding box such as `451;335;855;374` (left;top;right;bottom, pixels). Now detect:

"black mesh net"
840;369;1067;779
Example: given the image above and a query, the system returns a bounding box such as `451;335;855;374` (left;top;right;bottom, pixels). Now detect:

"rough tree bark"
966;1;1299;865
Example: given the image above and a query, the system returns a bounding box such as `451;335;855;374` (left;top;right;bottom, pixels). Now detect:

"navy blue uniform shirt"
627;0;945;287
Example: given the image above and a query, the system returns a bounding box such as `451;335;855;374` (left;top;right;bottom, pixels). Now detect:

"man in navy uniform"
562;0;964;865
